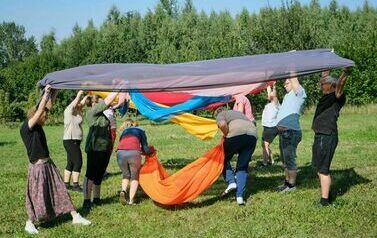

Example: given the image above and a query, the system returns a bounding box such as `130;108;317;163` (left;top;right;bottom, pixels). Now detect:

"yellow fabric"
170;113;218;140
89;91;218;140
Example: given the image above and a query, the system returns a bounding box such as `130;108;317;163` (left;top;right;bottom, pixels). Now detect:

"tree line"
0;0;376;122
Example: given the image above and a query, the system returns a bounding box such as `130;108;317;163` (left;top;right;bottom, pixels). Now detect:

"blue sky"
0;0;375;43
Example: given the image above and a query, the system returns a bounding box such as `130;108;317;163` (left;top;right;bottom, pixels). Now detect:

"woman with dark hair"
83;92;119;211
20;85;91;235
63;90;91;191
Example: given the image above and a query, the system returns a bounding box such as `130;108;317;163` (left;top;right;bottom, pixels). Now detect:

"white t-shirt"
103;108;117;129
63;103;83;140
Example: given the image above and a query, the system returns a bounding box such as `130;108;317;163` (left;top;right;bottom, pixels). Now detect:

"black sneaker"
71;185;83;192
93;198;101;206
279;185;296;193
315;200;330;209
82;199;92;211
102;172;111;180
65;183;71;190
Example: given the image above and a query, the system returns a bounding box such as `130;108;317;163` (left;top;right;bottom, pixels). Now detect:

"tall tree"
0;22;37;67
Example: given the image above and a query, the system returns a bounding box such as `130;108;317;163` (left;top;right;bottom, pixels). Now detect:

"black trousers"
85;150;111;185
63;140;82;172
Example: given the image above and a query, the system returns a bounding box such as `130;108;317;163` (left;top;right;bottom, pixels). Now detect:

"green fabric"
85;101;111;152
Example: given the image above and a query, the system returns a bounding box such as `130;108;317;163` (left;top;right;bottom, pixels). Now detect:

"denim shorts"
116;150;141;180
279;129;302;170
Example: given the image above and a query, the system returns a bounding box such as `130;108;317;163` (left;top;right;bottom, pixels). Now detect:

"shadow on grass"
152;183;225;210
161;158;196;169
0;141;16;147
138;156;371;210
297;165;371;197
245;164;371;201
102;171;122;180
38;213;73;229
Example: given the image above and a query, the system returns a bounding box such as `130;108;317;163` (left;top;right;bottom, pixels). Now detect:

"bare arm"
79;94;90;107
217;120;229;136
70;90;84;108
266;86;272;100
112;92;129;109
28;85;51;129
237;102;244;113
289;77;302;93
104;92;119;106
336;67;352;98
271;84;279;105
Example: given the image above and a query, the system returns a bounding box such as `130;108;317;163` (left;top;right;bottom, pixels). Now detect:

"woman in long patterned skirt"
20;85;91;234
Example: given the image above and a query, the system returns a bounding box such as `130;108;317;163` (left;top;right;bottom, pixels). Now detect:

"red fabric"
117;136;141;151
111;129;116;145
143;92;193;106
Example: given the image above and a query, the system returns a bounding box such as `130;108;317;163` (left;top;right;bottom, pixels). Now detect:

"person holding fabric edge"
215;107;257;205
276;75;306;193
63;90;91;192
102;92;130;180
117;119;154;205
83;91;119;211
102;106;117;180
261;83;279;166
233;94;256;125
312;67;351;208
20;85;91;235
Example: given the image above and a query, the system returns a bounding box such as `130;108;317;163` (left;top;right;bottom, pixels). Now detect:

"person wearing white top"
261;83;279;166
63;90;91;192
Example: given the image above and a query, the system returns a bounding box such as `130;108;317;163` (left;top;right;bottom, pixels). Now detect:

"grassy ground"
0;105;376;237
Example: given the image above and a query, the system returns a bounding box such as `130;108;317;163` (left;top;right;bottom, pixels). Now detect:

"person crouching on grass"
116;120;154;205
312;67;351;208
215;107;257;206
20;85;91;235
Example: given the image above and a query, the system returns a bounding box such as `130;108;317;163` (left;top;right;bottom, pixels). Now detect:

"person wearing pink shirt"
233;94;256;125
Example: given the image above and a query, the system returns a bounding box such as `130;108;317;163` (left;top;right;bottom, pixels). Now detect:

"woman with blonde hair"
116;120;154;205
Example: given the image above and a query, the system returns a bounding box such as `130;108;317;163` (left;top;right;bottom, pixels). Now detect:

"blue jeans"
223;134;257;198
279;129;302;171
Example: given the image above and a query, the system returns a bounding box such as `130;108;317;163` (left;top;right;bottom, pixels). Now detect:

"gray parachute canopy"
39;49;354;96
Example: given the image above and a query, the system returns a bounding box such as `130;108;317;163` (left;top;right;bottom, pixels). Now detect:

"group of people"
19;67;351;234
20;88;154;234
215;68;351;207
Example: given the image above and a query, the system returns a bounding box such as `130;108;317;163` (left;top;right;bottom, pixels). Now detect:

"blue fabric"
276;86;306;130
118;101;129;117
119;127;150;154
130;91;230;122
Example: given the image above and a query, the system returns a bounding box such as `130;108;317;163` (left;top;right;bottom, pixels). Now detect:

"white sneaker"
25;220;38;234
72;213;91;225
280;185;296;193
236;197;246;206
221;182;237;196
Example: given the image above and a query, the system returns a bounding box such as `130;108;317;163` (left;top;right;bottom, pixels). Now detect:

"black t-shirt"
20;120;50;163
312;92;346;135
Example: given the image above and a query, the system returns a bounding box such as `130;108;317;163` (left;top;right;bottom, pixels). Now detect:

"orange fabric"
139;142;224;205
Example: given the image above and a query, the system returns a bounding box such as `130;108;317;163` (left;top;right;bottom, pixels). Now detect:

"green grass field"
0;106;376;237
